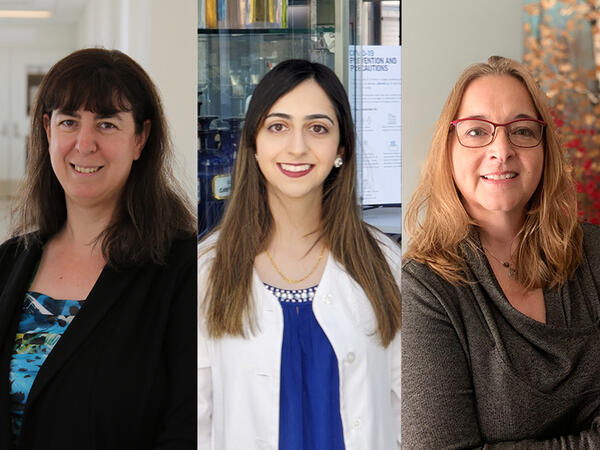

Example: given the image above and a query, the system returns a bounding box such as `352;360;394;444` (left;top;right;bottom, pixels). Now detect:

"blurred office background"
0;0;197;241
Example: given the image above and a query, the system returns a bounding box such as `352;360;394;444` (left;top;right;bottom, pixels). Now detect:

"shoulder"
0;235;21;257
166;235;197;261
582;222;600;249
402;257;462;310
367;225;401;274
135;236;197;288
197;231;218;267
197;231;219;289
402;256;434;280
0;233;40;262
581;222;600;269
0;234;41;293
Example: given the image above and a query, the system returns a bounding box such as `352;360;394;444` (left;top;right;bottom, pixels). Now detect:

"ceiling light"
0;10;52;19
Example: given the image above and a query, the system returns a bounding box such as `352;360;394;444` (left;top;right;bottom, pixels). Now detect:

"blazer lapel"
0;242;41;340
25;263;140;407
0;241;42;450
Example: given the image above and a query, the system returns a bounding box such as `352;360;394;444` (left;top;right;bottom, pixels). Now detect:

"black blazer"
0;235;197;449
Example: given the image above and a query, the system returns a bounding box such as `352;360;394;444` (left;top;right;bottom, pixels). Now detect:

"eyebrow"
55;110;124;121
265;112;335;125
467;113;539;121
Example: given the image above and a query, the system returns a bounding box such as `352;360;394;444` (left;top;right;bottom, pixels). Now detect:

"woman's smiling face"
450;74;544;223
255;79;342;205
44;107;149;214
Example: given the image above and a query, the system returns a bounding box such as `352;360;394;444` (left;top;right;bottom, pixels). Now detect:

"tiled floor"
0;197;13;241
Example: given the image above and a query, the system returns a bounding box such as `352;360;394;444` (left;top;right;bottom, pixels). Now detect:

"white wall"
77;0;197;204
402;0;523;247
146;0;198;203
77;0;124;50
0;23;77;50
0;22;76;204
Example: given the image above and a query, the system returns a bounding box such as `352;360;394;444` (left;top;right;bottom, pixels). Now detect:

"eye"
99;121;117;130
59;119;76;128
465;127;490;137
511;126;536;137
267;122;287;133
309;124;329;134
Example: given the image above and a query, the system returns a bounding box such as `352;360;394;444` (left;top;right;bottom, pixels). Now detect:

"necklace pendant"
502;262;510;268
508;267;517;280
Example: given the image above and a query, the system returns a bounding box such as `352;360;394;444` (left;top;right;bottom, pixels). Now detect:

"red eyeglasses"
450;118;546;148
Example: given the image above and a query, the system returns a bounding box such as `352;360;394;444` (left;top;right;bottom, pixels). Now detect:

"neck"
476;211;524;256
267;190;323;251
58;200;116;252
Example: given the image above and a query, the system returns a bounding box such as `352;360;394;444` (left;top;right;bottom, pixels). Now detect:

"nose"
288;128;309;156
75;123;97;154
488;126;515;162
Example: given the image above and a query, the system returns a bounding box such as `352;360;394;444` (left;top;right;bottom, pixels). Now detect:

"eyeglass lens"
455;119;543;148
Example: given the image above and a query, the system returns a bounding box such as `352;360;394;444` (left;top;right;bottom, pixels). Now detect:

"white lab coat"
198;231;401;450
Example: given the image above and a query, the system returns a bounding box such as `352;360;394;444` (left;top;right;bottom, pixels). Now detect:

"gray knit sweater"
402;223;600;449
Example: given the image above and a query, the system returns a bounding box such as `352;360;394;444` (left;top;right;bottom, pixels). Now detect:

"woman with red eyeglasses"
403;56;600;448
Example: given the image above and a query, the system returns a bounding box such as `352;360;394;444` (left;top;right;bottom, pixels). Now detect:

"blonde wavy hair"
404;56;582;288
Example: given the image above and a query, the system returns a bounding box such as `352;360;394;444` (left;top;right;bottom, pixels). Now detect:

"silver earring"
334;156;343;168
255;154;259;161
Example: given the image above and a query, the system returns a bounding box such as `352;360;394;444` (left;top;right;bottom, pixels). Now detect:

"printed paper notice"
350;45;401;205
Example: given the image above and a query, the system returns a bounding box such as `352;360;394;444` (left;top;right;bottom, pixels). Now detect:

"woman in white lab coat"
198;59;401;450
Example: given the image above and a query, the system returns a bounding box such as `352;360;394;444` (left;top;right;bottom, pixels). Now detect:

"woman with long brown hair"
0;48;196;449
403;56;600;448
198;59;401;449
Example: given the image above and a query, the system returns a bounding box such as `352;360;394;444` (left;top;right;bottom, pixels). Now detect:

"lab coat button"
324;293;332;304
353;418;361;429
346;352;355;363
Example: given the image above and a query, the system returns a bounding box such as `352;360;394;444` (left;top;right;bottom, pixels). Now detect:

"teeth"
482;173;516;180
281;163;311;172
74;165;101;174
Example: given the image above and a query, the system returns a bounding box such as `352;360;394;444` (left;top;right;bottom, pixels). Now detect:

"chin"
481;202;523;214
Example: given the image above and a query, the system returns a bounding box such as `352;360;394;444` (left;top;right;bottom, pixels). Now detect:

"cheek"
256;158;268;178
450;147;479;199
450;146;465;185
47;134;71;157
255;133;273;159
47;138;62;166
528;151;544;187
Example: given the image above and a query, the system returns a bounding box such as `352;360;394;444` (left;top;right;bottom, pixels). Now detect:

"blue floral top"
9;292;84;442
264;283;345;450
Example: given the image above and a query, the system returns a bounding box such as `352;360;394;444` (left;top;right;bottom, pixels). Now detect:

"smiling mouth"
279;163;313;172
71;163;103;174
481;172;517;180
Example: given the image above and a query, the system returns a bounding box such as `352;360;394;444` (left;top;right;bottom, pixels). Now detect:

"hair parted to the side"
201;59;401;346
11;48;196;267
404;55;582;288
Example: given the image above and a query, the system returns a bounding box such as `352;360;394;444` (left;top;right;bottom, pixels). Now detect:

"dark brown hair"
12;48;196;267
201;59;401;346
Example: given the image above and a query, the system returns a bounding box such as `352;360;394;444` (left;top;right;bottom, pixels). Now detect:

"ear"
43;114;51;141
134;120;151;160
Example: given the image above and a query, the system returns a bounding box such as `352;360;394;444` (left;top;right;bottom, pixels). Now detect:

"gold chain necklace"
483;246;517;280
266;245;326;284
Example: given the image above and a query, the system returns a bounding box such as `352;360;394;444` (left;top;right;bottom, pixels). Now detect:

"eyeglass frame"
449;117;547;148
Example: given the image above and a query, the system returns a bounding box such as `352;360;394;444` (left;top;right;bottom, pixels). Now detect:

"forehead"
51;107;133;119
267;79;337;119
457;74;538;119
